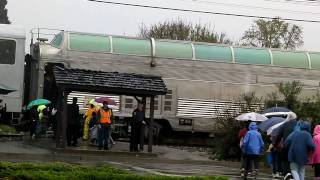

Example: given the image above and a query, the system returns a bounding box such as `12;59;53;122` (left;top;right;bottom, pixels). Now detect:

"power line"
176;0;320;15
283;0;320;3
88;0;320;23
264;0;320;5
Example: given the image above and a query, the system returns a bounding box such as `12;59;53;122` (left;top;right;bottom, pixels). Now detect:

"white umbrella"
235;112;268;122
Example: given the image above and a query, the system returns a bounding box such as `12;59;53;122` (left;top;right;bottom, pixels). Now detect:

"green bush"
212;92;263;160
0;124;16;135
0;162;228;180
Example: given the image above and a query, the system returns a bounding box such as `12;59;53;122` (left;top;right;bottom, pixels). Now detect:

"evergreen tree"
0;0;10;24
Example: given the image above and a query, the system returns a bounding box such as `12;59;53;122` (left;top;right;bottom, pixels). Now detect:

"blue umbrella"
258;117;286;132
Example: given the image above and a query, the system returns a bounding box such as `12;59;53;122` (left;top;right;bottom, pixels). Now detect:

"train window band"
154;96;159;111
0;39;16;65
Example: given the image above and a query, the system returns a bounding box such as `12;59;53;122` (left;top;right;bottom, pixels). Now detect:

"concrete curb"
21;139;158;158
54;148;157;157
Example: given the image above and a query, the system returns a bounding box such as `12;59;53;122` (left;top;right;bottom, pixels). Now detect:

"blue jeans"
290;162;305;180
98;125;110;150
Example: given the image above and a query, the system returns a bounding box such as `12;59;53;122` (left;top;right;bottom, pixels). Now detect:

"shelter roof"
52;66;167;96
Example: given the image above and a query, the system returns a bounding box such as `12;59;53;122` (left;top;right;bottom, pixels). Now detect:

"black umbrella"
0;84;16;95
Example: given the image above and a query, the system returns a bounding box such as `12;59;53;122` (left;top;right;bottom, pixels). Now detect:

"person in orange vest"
97;101;113;150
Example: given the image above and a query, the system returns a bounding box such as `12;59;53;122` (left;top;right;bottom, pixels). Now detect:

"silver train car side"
2;25;320;134
28;29;320;134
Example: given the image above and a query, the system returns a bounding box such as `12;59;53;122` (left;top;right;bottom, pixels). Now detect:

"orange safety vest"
100;109;112;124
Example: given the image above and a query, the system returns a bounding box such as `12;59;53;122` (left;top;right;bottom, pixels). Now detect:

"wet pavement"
0;137;314;180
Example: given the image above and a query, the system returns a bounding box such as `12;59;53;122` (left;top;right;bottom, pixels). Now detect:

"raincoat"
37;105;46;121
83;106;97;140
243;122;265;155
285;122;315;166
310;125;320;164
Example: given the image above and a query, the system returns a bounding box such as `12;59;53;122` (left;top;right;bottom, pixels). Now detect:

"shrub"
0;162;227;180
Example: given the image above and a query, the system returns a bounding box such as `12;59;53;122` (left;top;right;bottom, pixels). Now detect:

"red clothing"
238;128;248;140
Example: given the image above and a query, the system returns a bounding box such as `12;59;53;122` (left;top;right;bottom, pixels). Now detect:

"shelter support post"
56;89;68;148
142;97;146;110
148;96;154;153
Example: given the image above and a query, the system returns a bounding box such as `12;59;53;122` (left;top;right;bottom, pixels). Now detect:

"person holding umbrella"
241;122;265;178
27;99;51;139
258;116;286;178
276;112;298;179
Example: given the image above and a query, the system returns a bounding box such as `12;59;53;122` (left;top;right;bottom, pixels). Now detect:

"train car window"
125;98;133;109
0;39;16;65
164;90;173;111
51;33;63;48
69;33;111;52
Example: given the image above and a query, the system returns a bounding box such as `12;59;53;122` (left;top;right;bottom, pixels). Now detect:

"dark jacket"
243;122;265;155
277;119;297;145
285;122;315;166
132;109;145;126
67;103;79;125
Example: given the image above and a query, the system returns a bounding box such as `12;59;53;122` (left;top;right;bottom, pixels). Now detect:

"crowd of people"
29;97;147;152
239;112;319;180
29;97;146;152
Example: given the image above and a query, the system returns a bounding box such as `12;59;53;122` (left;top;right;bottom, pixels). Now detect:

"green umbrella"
27;99;51;109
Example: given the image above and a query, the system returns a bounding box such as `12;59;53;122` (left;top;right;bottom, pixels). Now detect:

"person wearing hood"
285;122;315;180
277;112;298;178
310;125;320;180
242;122;265;177
83;104;97;140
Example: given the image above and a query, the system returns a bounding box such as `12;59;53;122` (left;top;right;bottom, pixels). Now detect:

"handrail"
30;28;64;45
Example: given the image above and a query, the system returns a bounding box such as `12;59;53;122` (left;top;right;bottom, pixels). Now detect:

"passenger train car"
1;24;320;136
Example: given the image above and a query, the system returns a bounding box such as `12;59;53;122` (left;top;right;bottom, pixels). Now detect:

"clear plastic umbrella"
236;112;268;122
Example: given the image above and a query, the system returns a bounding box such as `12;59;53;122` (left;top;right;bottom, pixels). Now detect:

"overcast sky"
6;0;320;52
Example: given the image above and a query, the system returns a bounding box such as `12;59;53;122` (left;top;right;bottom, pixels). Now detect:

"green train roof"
53;32;320;69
